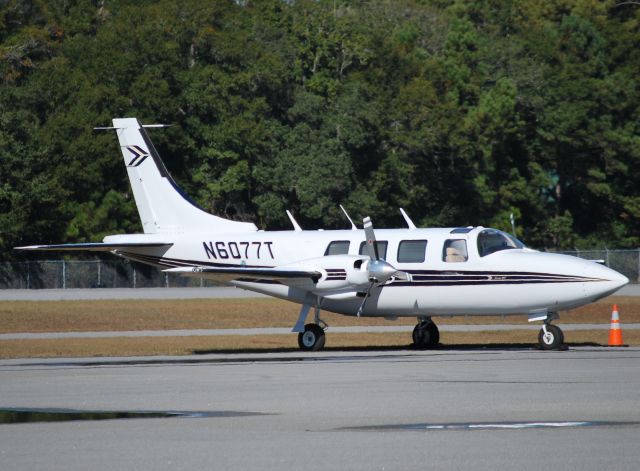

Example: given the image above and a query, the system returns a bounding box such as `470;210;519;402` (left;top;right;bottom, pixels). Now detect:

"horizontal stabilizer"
15;242;173;252
165;266;321;283
94;124;172;130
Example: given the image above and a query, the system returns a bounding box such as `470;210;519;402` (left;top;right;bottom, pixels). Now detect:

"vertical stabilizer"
112;118;257;234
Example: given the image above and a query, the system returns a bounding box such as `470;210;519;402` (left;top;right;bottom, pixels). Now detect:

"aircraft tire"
412;321;439;349
538;324;564;350
298;324;326;351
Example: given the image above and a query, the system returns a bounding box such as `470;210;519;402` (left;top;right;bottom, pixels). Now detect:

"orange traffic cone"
608;304;624;347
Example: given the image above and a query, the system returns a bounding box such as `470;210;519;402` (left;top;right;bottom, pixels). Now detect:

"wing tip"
14;245;41;251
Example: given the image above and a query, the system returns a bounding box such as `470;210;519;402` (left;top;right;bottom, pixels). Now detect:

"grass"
0;296;637;358
1;296;638;334
1;330;638;359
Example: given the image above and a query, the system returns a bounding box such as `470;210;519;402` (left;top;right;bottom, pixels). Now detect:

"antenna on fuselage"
340;205;357;230
399;208;416;229
286;210;302;231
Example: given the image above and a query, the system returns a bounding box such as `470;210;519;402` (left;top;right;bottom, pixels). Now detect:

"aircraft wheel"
412;321;439;349
298;324;326;351
538;324;564;350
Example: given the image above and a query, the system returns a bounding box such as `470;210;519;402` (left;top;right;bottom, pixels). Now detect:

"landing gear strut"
412;317;440;349
538;322;564;350
294;300;327;351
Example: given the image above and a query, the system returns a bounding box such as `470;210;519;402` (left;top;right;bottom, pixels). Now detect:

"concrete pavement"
1;348;639;470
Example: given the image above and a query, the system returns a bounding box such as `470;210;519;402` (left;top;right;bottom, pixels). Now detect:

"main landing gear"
412;317;440;349
293;300;328;352
298;324;326;351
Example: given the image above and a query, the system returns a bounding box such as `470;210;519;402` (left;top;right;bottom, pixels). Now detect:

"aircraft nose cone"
586;261;629;285
613;270;629;288
583;261;629;299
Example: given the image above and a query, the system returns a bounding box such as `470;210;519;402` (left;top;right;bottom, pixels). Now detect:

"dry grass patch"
0;299;303;333
0;295;637;334
2;329;638;359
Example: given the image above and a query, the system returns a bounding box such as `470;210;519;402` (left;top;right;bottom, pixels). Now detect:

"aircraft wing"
164;266;321;284
15;242;173;251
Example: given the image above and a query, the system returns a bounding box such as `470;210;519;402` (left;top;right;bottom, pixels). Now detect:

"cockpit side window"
443;239;468;263
325;240;350;256
477;229;524;257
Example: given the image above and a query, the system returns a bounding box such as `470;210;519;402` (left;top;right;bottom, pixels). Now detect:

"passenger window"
324;240;350;255
443;239;468;263
359;241;388;260
397;240;428;263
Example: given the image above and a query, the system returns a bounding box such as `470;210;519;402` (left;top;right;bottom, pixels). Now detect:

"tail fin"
111;118;257;234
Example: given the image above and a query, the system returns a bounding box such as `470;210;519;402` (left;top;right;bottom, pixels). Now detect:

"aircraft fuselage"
106;226;627;318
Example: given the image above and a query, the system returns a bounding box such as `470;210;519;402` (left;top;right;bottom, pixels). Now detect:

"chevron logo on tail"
126;146;149;167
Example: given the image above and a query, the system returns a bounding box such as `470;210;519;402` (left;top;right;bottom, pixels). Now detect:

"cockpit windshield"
477;229;525;257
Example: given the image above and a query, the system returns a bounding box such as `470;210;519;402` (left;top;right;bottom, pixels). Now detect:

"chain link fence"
0;259;221;290
1;249;638;290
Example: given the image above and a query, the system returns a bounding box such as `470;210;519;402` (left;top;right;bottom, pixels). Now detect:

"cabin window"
325;240;350;256
359;241;388;260
397;240;428;263
477;229;524;257
443;239;468;262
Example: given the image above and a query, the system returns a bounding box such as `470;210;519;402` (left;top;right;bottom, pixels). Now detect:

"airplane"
16;118;629;351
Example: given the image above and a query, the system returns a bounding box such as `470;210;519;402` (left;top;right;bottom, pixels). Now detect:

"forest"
2;0;640;259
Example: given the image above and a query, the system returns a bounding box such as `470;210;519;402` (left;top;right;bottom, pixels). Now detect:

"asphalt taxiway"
1;347;639;470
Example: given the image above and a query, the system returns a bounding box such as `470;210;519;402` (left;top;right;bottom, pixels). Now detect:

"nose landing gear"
530;311;565;350
538;323;564;350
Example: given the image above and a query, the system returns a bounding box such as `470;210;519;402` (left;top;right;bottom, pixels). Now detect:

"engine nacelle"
282;254;371;291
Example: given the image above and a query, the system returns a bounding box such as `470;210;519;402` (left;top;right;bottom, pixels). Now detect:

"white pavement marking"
2;324;639;340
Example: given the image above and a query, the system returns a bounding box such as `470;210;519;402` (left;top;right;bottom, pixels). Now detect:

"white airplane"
16;118;629;351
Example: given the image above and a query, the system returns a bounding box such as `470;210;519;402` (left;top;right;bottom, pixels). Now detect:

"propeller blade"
356;282;375;317
362;216;379;260
356;215;411;317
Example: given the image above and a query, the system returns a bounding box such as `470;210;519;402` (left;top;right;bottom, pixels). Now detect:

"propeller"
357;217;409;316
